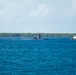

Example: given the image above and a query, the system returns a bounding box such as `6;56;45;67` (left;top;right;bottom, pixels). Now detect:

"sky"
0;0;76;33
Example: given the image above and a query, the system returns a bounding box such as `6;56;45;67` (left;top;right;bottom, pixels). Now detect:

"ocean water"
0;37;76;75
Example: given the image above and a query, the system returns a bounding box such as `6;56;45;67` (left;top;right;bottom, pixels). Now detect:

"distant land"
0;33;76;37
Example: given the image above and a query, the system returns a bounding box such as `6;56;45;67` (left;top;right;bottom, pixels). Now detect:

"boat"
72;35;76;40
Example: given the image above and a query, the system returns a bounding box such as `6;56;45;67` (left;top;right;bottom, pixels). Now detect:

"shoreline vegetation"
0;33;76;37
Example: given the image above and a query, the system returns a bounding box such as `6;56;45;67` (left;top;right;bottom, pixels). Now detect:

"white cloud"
0;0;75;22
29;4;53;17
72;0;76;12
0;0;32;22
62;0;76;17
68;0;76;16
67;0;76;17
0;3;19;21
0;0;10;4
63;8;74;17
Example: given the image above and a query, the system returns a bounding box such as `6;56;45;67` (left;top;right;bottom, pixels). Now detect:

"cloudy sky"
0;0;76;33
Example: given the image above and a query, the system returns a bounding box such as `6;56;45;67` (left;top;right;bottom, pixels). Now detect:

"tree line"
0;33;76;37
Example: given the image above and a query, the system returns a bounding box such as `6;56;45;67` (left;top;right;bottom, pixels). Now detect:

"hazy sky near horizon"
0;0;76;33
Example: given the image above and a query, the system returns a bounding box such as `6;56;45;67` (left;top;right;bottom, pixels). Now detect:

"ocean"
0;37;76;75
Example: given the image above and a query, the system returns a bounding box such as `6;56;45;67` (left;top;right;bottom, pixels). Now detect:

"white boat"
72;35;76;40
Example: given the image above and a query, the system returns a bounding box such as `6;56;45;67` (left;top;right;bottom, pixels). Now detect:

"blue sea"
0;37;76;75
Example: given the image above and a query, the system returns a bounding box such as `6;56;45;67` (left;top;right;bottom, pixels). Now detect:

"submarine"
34;34;49;40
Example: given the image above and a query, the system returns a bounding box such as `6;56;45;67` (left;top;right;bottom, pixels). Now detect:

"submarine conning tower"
37;34;41;39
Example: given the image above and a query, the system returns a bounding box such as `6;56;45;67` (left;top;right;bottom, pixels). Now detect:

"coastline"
0;33;76;37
